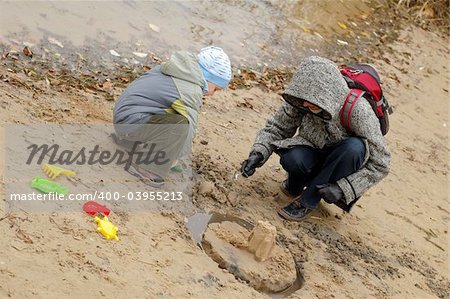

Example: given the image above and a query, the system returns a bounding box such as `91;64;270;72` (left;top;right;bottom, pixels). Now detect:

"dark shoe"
280;180;302;198
127;164;165;188
278;200;313;221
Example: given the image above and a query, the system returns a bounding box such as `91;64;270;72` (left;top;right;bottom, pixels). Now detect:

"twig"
0;214;10;222
424;236;445;252
136;259;156;266
210;120;231;129
1;90;20;99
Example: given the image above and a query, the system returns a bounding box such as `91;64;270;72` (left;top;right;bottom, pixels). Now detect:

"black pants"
279;137;365;209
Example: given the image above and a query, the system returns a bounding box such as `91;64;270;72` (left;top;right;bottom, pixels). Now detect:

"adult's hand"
317;183;344;204
241;152;264;177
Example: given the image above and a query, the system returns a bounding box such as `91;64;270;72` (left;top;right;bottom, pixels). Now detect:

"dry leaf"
132;52;148;58
7;52;19;60
110;49;121;57
237;98;260;113
337;22;348;30
48;37;64;48
300;26;311;33
77;52;87;61
23;46;33;58
98;81;114;94
16;228;33;244
237;100;253;109
148;23;160;32
314;32;324;39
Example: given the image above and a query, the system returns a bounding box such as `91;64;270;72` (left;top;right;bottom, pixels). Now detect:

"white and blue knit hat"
197;46;232;89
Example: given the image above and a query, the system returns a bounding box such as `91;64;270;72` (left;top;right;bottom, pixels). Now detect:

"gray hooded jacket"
251;56;391;207
113;51;204;154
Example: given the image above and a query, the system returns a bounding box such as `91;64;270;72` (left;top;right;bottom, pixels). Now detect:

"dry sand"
0;26;449;298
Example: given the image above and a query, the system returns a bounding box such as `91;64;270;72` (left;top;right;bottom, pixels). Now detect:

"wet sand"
1;0;371;66
0;1;449;298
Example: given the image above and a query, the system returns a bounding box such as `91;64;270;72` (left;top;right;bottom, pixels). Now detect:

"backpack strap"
340;89;365;132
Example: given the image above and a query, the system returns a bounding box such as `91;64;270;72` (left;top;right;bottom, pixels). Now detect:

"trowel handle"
60;169;77;177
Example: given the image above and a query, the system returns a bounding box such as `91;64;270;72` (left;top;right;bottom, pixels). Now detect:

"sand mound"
247;220;277;262
203;221;297;293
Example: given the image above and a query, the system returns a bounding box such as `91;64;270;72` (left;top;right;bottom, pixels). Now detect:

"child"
113;46;232;186
241;56;391;221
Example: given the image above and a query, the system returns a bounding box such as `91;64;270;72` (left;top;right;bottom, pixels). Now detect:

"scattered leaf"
237;98;261;113
24;69;36;76
48;37;64;48
148;23;160;32
110;49;121;57
237;99;254;109
99;80;114;93
132;52;148;58
7;52;20;60
23;46;33;58
337;39;349;45
314;32;324;39
337;21;348;30
300;26;311;33
105;94;115;101
16;228;33;244
76;52;87;61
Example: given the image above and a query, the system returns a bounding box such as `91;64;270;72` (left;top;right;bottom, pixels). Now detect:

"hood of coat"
282;56;350;120
161;51;204;88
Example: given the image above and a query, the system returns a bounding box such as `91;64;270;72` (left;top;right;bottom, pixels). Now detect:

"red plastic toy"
83;201;110;216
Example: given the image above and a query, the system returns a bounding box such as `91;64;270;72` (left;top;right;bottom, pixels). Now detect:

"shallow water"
0;0;371;67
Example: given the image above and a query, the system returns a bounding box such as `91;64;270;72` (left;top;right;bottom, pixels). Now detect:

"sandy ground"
0;26;449;298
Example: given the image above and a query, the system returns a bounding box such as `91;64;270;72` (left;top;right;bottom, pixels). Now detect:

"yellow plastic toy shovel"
42;163;77;180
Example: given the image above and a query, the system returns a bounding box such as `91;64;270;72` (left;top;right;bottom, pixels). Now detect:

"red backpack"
340;64;393;135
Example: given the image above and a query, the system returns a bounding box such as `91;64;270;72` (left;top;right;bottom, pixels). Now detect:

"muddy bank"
0;0;414;100
1;0;379;67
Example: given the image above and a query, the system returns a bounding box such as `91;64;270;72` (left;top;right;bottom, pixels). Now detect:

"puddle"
186;212;304;297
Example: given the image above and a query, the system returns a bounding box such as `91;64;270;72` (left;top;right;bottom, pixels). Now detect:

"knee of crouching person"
342;137;365;156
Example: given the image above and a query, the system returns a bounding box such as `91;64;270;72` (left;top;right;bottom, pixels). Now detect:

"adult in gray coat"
241;56;391;221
